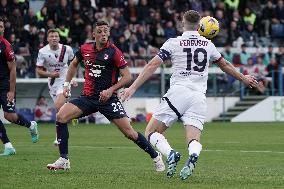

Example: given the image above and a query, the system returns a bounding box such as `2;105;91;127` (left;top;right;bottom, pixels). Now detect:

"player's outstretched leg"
112;118;165;172
180;140;202;180
148;132;180;177
0;120;16;156
133;132;165;172
4;113;39;143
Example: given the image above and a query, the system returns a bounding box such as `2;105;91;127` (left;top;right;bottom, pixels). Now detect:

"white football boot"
153;152;165;172
47;157;70;171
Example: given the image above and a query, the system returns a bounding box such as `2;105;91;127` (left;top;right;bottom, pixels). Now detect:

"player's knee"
124;130;138;141
56;112;69;123
4;113;17;122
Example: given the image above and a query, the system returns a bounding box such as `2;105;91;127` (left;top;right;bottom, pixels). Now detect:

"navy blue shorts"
69;95;127;120
0;90;16;113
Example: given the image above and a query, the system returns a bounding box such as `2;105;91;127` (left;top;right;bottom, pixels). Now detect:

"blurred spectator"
243;7;256;25
36;6;48;29
56;22;69;44
213;10;228;46
222;44;233;63
137;0;151;24
228;21;241;46
136;25;150;48
243;58;266;93
240;44;251;65
117;35;130;56
241;24;258;47
275;46;284;66
164;21;176;40
110;21;124;44
0;0;10;17
263;45;275;66
24;9;37;26
266;58;279;93
57;0;72;25
124;0;138;24
261;1;274;37
34;96;53;122
224;0;239;10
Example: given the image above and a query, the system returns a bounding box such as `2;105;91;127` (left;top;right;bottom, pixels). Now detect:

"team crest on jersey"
104;54;109;60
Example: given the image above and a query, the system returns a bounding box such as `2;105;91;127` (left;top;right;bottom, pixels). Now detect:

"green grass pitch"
0;122;284;189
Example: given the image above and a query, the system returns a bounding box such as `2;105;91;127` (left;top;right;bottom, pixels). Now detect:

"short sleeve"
113;47;127;68
4;43;15;62
210;42;222;63
36;50;45;67
67;46;74;61
75;48;83;62
157;39;172;61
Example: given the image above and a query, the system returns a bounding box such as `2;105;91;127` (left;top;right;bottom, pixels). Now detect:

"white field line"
14;144;284;154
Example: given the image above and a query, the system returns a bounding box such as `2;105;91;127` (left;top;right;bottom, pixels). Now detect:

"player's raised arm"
215;57;258;88
121;56;163;101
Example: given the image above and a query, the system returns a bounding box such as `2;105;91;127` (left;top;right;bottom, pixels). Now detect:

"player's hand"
50;71;60;78
63;86;71;98
120;87;136;102
243;75;258;88
99;88;114;103
7;91;15;102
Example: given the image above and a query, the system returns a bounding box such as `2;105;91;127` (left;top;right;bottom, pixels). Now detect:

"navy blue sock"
15;114;31;128
0;120;10;144
56;121;69;159
134;132;158;158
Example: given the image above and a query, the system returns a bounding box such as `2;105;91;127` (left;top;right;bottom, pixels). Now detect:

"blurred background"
1;0;283;123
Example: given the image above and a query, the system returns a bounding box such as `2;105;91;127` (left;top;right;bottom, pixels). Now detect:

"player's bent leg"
180;125;202;180
112;117;165;171
4;112;39;143
146;117;180;177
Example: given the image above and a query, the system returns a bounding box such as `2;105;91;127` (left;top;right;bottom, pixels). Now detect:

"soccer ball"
198;16;219;39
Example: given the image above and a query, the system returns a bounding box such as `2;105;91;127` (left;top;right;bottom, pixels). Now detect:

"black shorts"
0;90;16;113
69;95;127;120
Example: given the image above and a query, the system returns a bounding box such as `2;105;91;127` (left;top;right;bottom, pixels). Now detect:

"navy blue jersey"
0;36;15;90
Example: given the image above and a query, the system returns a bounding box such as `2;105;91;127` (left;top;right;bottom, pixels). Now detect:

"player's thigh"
112;117;138;140
57;102;83;122
182;91;206;131
54;93;66;111
98;96;127;120
145;117;168;137
0;90;16;115
152;86;188;128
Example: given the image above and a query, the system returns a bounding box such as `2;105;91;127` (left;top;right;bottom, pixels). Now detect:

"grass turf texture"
0;122;284;189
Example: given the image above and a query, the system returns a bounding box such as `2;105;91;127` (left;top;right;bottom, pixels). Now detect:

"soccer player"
36;29;76;145
0;18;39;156
121;10;258;180
46;21;165;172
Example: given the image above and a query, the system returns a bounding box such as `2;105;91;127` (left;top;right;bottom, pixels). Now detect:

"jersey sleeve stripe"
213;56;223;63
157;49;170;61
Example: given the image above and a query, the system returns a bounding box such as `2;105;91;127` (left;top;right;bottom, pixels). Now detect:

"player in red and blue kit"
47;21;165;171
0;18;39;156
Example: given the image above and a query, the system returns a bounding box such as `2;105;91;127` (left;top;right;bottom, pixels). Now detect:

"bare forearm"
66;63;77;82
219;61;245;82
131;62;159;90
37;69;52;77
110;75;132;92
9;68;16;92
